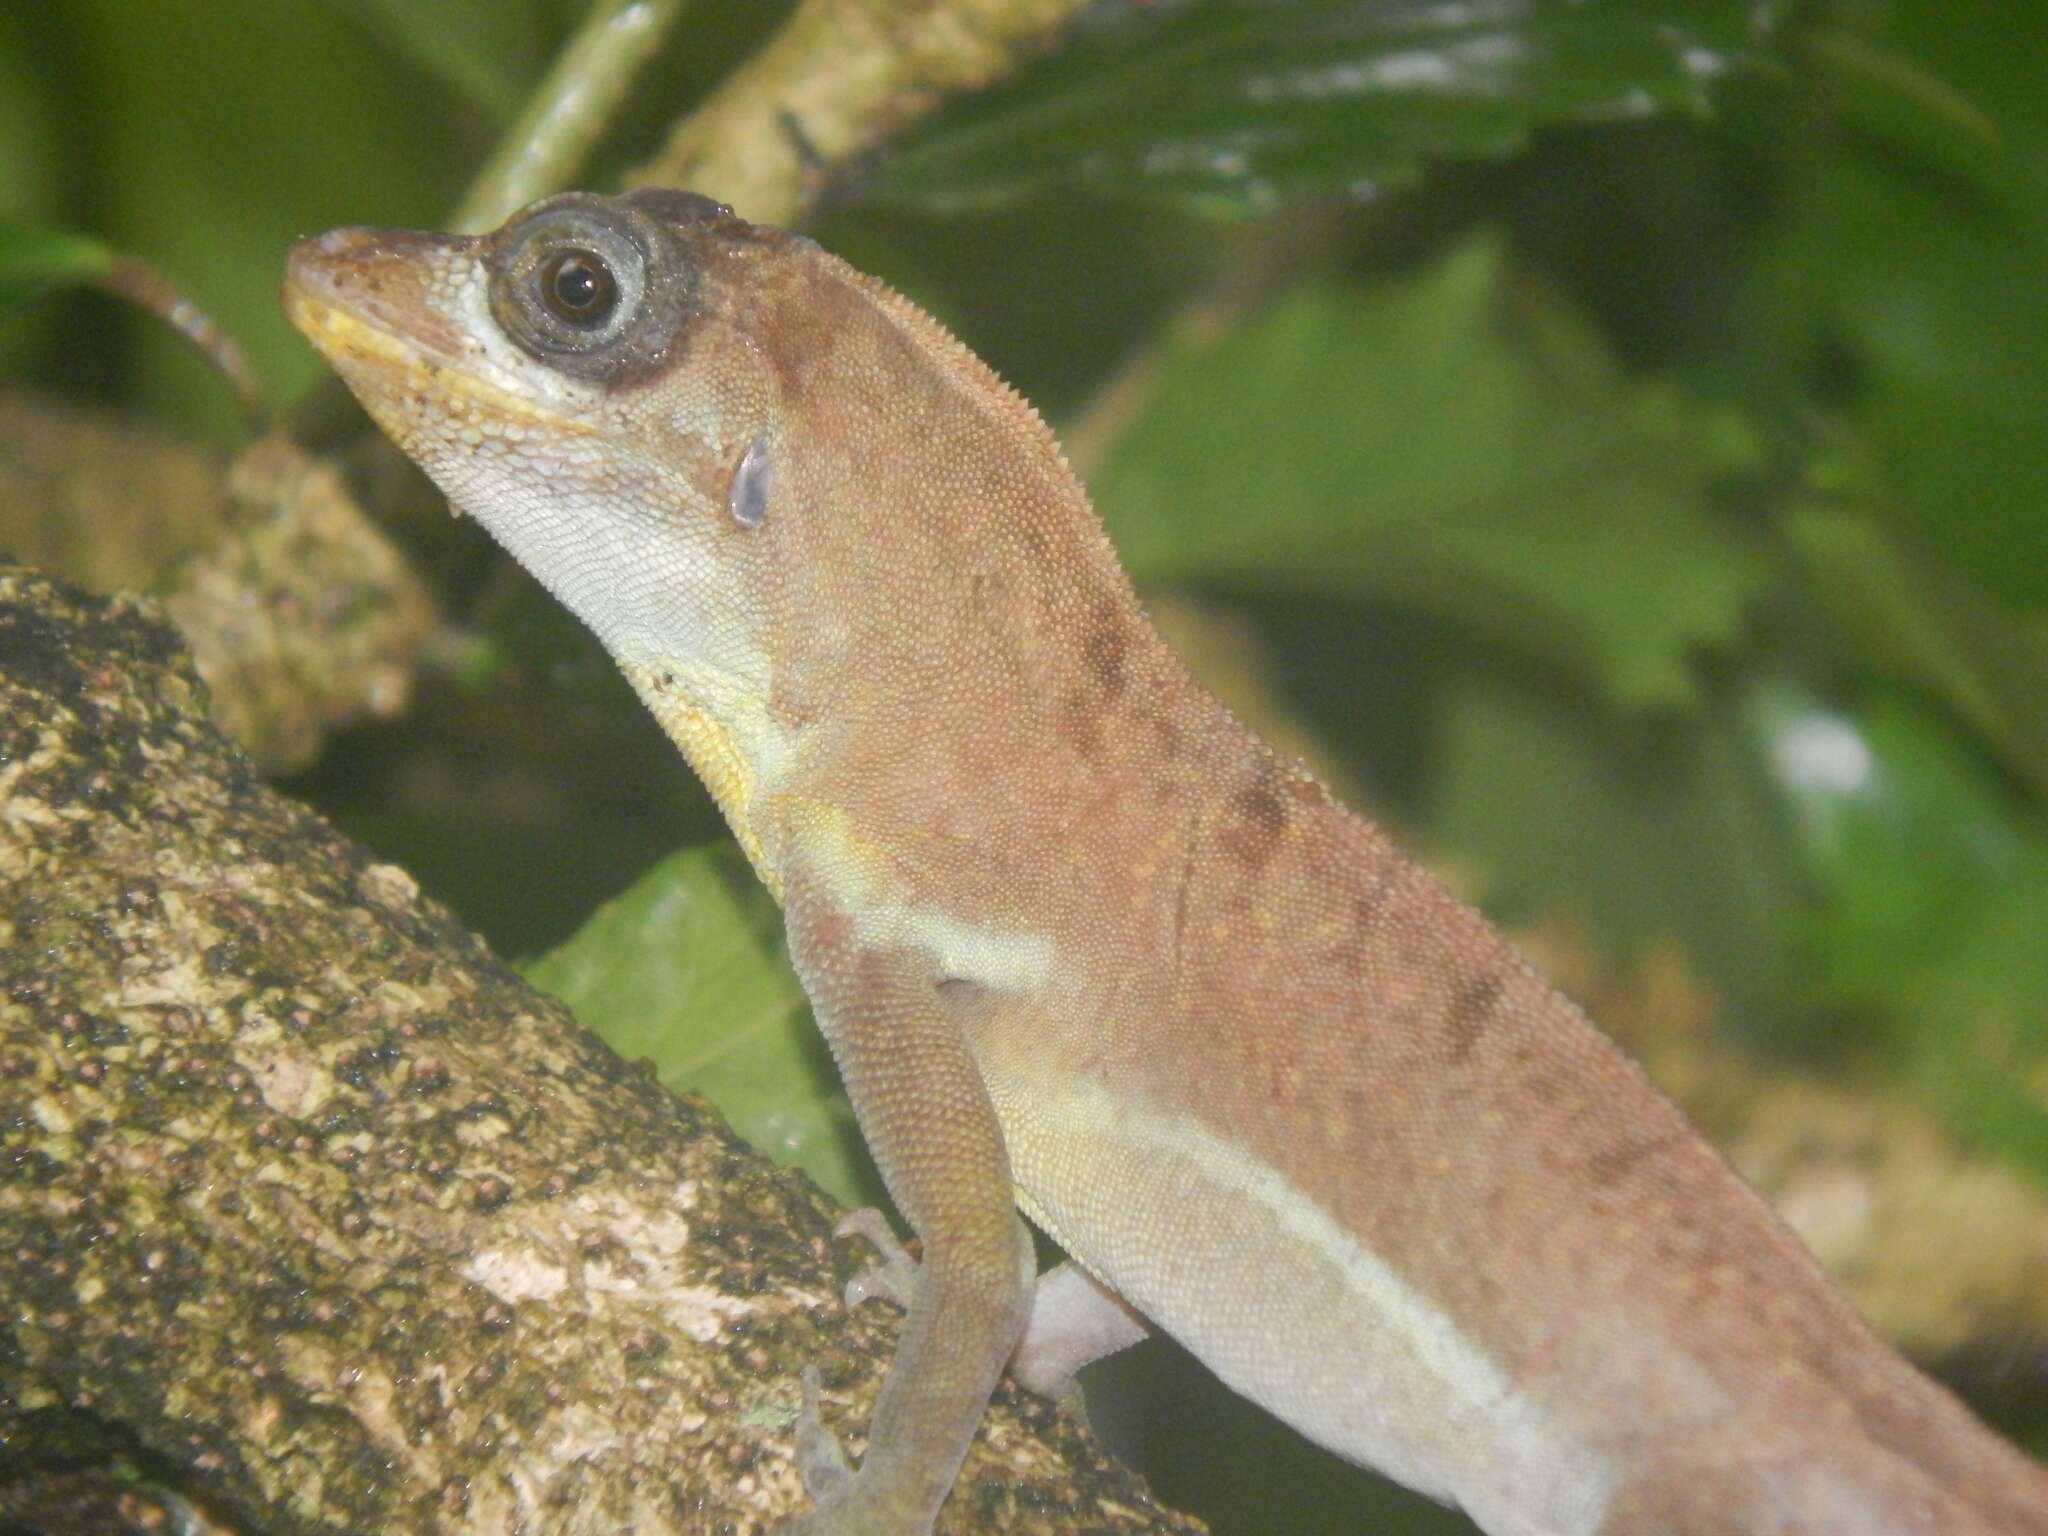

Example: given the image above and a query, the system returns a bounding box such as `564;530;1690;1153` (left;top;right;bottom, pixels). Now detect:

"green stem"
454;0;688;235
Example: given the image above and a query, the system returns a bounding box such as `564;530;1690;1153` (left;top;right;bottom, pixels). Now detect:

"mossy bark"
0;564;1201;1536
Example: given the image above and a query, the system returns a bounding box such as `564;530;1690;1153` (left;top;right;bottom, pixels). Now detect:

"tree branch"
0;563;1200;1536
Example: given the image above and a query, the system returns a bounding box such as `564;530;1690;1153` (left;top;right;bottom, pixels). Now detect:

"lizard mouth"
284;226;592;445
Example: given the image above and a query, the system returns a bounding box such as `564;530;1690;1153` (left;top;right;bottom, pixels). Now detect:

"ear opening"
727;435;775;529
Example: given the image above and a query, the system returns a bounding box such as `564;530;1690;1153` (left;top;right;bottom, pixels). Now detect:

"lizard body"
285;190;2048;1536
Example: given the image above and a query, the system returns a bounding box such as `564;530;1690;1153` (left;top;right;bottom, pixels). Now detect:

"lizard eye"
538;249;617;328
481;193;705;386
485;201;653;367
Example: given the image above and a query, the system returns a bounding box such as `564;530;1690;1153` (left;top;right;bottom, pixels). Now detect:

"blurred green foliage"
5;1;2046;1530
1092;238;1768;708
866;0;1782;215
0;222;115;309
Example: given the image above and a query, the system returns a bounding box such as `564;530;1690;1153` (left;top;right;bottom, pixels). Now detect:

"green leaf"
867;0;1784;218
1745;1;2048;609
1748;686;2027;1009
1093;236;1768;708
1762;157;2048;610
1798;0;2048;218
521;845;879;1207
1906;852;2048;1181
0;221;115;312
1746;684;2048;1174
33;0;471;439
1798;26;2012;212
1787;504;2048;801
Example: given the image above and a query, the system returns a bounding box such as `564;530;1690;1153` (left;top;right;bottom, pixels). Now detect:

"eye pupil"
540;249;616;326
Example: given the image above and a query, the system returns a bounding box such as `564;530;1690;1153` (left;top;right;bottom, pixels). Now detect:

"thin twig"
99;256;269;428
455;0;689;234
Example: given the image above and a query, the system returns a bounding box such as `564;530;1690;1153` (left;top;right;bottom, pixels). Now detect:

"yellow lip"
282;280;417;373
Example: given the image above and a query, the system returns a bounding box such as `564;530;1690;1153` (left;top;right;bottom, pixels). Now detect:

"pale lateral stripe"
861;904;1054;993
987;1069;1617;1536
767;794;1058;995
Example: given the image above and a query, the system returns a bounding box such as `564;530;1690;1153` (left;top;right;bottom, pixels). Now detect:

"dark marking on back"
1057;690;1107;761
968;569;1008;609
1148;713;1183;760
1220;786;1286;872
1585;1129;1684;1188
757;272;873;413
1013;503;1058;567
1444;972;1506;1064
1221;764;1290;871
1284;773;1327;812
1352;865;1400;938
1082;602;1129;700
1238;783;1286;832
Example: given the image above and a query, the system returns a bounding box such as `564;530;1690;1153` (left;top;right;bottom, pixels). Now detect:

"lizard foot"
836;1207;920;1312
1009;1264;1148;1428
793;1364;855;1502
831;1215;1144;1431
774;1367;915;1536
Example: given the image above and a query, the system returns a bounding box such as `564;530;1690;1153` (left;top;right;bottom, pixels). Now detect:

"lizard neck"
619;657;787;900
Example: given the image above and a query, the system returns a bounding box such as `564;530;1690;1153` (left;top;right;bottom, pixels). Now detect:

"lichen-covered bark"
0;564;1201;1536
0;1466;234;1536
0;393;436;774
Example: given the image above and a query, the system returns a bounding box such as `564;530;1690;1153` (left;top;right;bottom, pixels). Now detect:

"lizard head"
286;188;1115;873
283;188;815;698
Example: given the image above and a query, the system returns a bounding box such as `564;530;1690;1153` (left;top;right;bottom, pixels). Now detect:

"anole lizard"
284;190;2048;1536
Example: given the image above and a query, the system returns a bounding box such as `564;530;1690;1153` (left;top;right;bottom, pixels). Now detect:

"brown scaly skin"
284;190;2048;1536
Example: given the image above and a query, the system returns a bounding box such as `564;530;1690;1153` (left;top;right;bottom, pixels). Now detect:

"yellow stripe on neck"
622;661;780;900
